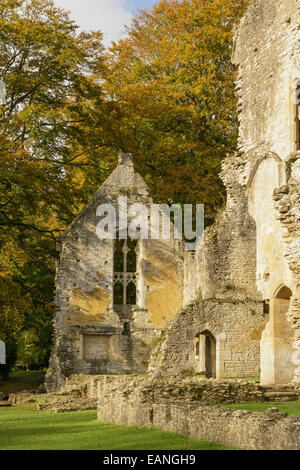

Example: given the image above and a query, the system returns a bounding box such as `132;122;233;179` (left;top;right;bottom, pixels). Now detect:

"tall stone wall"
183;170;260;305
230;0;300;299
229;0;300;385
273;176;300;383
232;0;300;159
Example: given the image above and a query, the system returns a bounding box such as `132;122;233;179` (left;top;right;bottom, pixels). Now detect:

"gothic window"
296;81;300;150
113;239;137;306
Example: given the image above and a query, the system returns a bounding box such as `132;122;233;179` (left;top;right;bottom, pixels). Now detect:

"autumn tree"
0;0;118;375
105;0;248;220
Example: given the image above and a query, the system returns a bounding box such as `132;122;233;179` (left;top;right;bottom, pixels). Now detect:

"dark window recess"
123;322;131;334
113;281;123;305
113;238;137;305
195;338;200;356
127;281;136;305
114;239;124;272
263;300;270;314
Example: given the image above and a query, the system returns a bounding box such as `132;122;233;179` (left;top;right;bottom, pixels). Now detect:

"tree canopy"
0;0;117;375
105;0;248;218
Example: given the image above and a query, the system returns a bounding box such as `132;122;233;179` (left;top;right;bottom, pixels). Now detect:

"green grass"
0;405;235;450
222;401;300;416
0;370;45;394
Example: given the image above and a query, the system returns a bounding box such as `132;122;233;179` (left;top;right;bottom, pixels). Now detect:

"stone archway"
261;285;294;384
194;330;216;378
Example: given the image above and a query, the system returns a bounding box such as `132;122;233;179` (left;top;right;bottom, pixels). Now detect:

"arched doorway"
261;285;294;384
273;286;294;383
194;330;216;378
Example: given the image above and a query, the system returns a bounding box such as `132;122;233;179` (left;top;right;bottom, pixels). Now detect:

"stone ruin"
46;153;184;391
46;0;300;392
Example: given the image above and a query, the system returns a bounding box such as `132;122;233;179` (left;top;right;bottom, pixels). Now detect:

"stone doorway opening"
261;285;294;384
194;330;216;378
272;286;294;384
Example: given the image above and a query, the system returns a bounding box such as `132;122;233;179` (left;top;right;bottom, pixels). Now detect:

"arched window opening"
113;238;137;307
123;322;131;335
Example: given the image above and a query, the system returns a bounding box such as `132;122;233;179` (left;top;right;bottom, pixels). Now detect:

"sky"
53;0;157;48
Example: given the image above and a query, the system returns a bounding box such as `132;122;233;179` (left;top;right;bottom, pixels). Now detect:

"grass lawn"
0;370;45;394
222;401;300;416
0;405;235;450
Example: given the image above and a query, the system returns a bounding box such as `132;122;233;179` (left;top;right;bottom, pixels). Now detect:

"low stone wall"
97;376;300;450
65;373;300;403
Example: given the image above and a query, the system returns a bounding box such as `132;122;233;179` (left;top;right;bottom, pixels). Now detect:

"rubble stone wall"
97;376;300;450
148;299;267;379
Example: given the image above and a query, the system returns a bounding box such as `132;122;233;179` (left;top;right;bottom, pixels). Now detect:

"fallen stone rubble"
8;389;97;412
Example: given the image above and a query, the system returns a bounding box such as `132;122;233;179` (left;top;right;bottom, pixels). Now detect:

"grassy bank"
0;405;235;450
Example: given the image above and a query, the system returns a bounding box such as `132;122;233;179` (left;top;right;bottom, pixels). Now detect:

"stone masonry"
157;0;300;385
149;300;266;379
47;0;300;392
231;0;300;384
97;375;300;450
46;154;184;391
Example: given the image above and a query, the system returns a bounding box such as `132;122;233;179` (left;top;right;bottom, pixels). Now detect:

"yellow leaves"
0;241;29;279
102;0;250;217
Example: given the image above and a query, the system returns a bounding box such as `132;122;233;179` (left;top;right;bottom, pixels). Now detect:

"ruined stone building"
46;153;184;391
46;0;300;391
